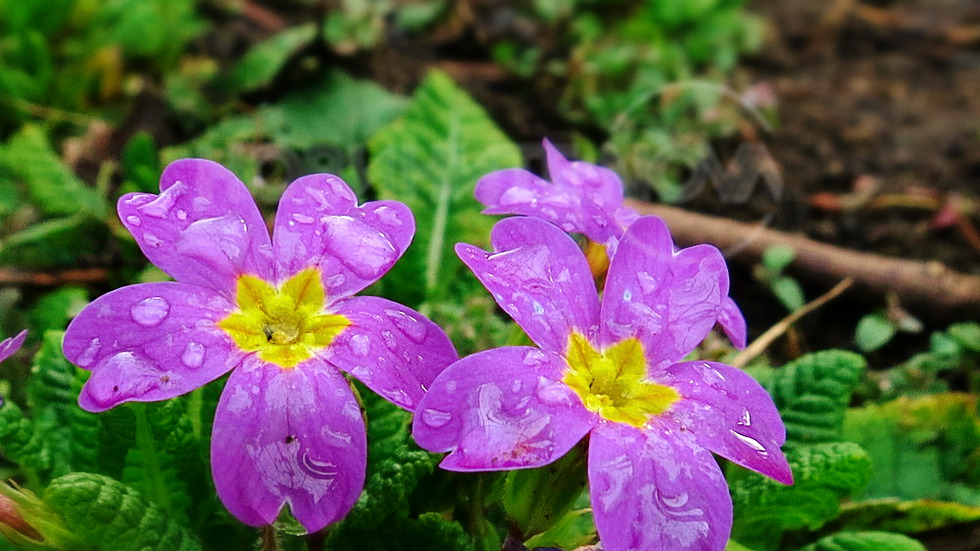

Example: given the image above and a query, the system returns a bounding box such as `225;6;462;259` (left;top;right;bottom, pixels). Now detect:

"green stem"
423;110;461;302
132;403;170;512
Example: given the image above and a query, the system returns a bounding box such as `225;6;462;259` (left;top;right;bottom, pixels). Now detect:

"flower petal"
118;159;273;294
327;296;457;411
717;297;747;350
663;361;792;485
412;346;596;471
456;217;600;353
601;216;728;370
63;282;241;412
272;174;413;298
211;358;366;532
0;330;27;364
543;139;624;214
589;421;732;551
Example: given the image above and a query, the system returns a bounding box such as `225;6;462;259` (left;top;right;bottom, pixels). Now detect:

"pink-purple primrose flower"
476;139;747;349
412;216;792;550
62;160;458;532
0;330;27;407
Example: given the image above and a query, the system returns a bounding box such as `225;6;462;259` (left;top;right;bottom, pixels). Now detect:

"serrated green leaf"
44;472;202;551
793;531;926;551
767;350;866;446
0;125;108;219
843;393;980;504
0;400;51;472
28;330;98;477
834;498;980;535
231;23;318;92
267;69;409;150
855;312;897;352
730;442;873;550
368;69;522;306
0;215;107;269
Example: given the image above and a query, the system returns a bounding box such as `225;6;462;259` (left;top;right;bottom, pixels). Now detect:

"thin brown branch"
0;268;108;287
626;200;980;319
731;278;854;368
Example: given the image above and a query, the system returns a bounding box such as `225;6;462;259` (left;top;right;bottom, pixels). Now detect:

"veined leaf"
44;473;201;551
767;350;866;446
28;330;98;477
0;125;108;219
0;400;50;472
368;69;523;306
843;393;980;505
835;497;980;535
793;531;926;551
730;442;873;551
231;23;318;93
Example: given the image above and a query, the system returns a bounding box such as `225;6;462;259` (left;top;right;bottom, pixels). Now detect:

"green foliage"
368;69;523;306
854;312;898;353
730;442;873;550
44;472;202;551
28;331;98;477
230;24;318;93
866;322;980;399
119;132;162;195
793;531;926;551
523;508;596;550
0;400;50;472
765;350;867;446
843;393;980;505
0;215;107;269
0;126;108;219
27;287;88;337
503;441;587;539
755;245;806;313
834;498;980;535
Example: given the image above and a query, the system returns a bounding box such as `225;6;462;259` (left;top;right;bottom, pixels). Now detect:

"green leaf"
762;245;795;273
327;512;475;551
730;442;873;550
0;400;51;472
772;275;806;312
0;125;108;219
855;312;897;352
0;215;106;268
120;132;161;195
44;472;202;551
230;23;318;92
504;441;587;539
842;393;980;504
267;69;409;150
834;498;980;535
27;287;88;337
767;350;866;446
28;330;98;477
368;69;522;305
793;531;926;551
948;322;980;353
523;508;596;550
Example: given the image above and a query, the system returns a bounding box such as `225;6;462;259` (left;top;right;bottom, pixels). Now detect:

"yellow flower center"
218;268;350;368
562;332;679;427
583;240;610;280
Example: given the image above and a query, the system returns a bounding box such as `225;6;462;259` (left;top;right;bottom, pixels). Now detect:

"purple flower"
0;330;27;407
63;159;457;532
0;331;27;366
476;139;747;348
412;216;791;551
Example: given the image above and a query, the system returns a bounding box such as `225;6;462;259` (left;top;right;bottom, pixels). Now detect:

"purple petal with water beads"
601;216;728;371
589;421;732;551
0;330;27;365
118;159;274;295
455;217;600;353
272;174;414;298
412;346;597;472
663;361;793;485
63;282;241;412
542;139;625;214
211;357;367;532
327;296;458;411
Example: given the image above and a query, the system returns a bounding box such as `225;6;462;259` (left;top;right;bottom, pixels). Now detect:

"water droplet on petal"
521;349;547;367
535;378;570;406
77;338;101;367
622;289;633;302
350;334;371;357
291;213;315;224
181;342;205;368
533;301;545;315
131;297;170;327
738;410;751;427
381;330;397;351
731;430;768;455
143;232;162;247
125;215;141;227
636;271;658;294
385;309;427;344
372;205;403;227
421;408;452;428
511;379;523;392
660;491;689;508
